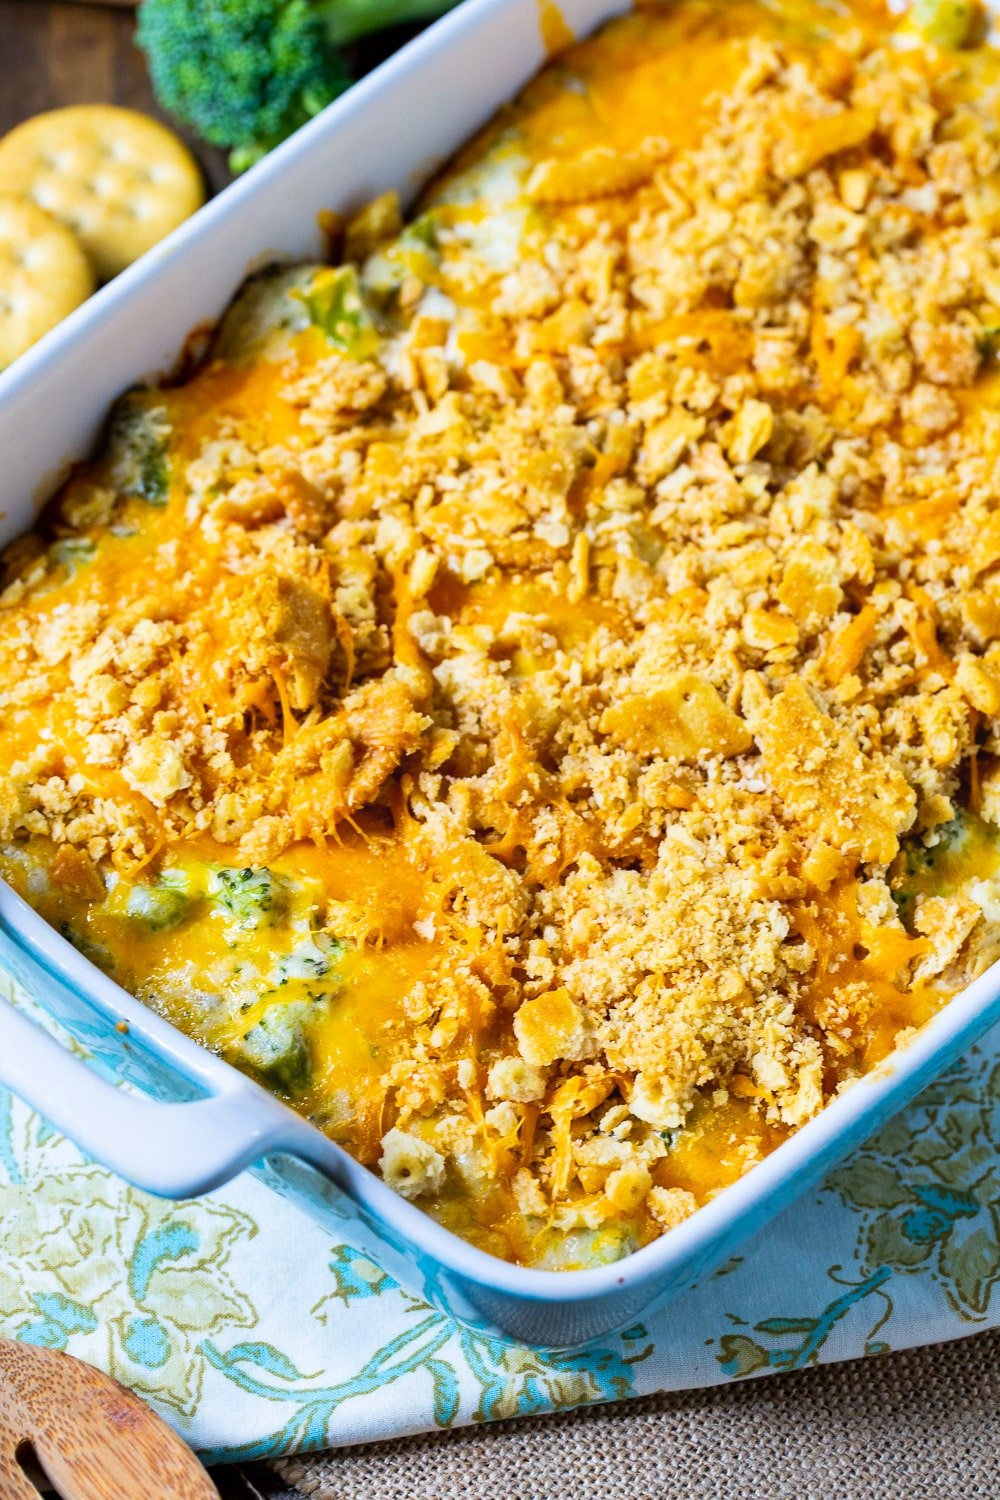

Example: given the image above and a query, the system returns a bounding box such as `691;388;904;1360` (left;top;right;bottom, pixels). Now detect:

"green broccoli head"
236;1000;312;1091
211;865;288;929
126;881;192;931
137;0;457;173
106;393;172;505
298;266;382;356
50;537;97;578
137;0;350;173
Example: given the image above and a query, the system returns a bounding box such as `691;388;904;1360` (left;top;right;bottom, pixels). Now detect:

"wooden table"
0;0;233;190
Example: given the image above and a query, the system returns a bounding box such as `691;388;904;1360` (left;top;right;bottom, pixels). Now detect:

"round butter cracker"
0;106;205;282
0;195;94;369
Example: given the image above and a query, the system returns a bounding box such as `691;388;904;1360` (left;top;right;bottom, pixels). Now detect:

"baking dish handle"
0;996;294;1198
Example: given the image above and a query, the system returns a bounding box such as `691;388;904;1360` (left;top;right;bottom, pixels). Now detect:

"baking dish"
5;0;1000;1349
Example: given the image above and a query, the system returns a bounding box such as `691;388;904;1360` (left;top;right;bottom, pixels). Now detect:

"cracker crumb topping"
5;0;1000;1264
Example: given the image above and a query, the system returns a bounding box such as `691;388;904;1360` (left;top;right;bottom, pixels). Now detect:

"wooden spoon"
0;1339;219;1499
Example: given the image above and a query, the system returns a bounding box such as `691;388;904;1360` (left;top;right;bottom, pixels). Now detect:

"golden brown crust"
5;0;1000;1248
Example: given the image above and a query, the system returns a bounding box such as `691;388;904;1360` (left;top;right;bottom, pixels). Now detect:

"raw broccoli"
137;0;457;173
211;866;288;930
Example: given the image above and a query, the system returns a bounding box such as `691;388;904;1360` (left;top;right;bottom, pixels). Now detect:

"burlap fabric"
271;1328;1000;1498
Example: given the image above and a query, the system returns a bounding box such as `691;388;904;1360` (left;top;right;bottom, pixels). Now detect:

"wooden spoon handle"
0;1340;219;1500
0;1451;43;1500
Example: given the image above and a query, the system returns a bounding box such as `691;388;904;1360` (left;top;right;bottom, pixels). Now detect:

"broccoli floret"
978;324;1000;360
50;537;96;577
533;1225;638;1271
364;212;442;298
211;866;288;930
890;808;983;928
212;264;317;364
137;0;457;174
236;1000;312;1091
126;881;192;931
106;394;172;506
400;213;439;253
273;935;340;981
298;266;381;357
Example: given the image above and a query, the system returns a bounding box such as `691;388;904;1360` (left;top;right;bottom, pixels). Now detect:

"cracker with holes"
0;195;94;368
0;106;204;282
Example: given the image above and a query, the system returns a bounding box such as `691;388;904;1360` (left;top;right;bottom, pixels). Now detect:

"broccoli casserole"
5;0;1000;1269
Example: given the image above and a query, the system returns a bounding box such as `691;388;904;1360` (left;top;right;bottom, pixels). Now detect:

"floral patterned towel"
1;962;998;1461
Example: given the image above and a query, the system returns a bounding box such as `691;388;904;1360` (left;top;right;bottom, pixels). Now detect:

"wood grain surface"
0;1338;220;1499
0;0;413;196
0;0;232;192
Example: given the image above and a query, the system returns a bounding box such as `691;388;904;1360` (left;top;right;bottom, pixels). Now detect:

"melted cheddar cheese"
5;0;1000;1267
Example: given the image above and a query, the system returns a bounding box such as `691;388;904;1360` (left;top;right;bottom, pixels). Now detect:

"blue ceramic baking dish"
4;0;1000;1349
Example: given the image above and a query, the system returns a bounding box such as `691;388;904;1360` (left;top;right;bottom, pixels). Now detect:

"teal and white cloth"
2;962;999;1462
